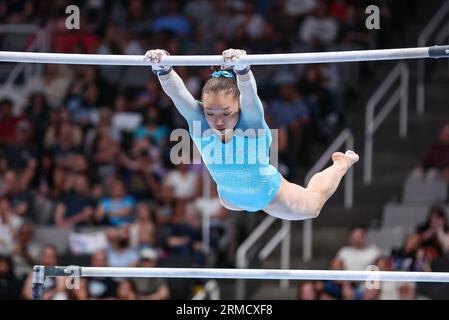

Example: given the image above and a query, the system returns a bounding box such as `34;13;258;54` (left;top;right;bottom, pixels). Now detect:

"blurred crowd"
0;0;420;299
299;206;449;300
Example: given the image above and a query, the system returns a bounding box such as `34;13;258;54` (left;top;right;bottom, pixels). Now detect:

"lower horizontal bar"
0;46;448;66
43;266;449;283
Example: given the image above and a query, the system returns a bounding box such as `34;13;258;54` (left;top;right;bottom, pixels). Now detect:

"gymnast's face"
202;92;240;136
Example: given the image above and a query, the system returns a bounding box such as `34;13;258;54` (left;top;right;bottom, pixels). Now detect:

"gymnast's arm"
157;69;204;125
236;69;266;130
145;49;203;125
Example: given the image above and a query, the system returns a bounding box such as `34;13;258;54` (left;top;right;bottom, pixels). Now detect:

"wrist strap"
152;66;173;76
235;65;251;75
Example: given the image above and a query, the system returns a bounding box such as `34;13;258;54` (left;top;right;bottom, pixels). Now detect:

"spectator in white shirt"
0;196;23;255
163;162;201;222
284;0;318;17
336;227;382;271
298;0;338;48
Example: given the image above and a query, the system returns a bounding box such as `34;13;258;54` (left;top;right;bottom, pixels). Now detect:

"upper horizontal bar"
44;266;449;283
1;46;448;66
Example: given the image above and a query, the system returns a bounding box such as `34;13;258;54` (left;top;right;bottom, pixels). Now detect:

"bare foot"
332;150;359;171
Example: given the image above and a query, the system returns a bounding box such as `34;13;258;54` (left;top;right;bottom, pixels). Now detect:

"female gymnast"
144;49;359;221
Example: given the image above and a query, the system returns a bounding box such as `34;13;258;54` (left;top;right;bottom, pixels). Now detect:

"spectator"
116;279;139;300
120;137;161;201
133;108;169;148
183;0;213;24
374;255;413;300
165;204;204;266
97;21;126;55
298;64;340;138
267;84;310;129
316;257;362;300
129;202;157;251
267;84;310;166
339;5;374;49
415;206;449;259
0;99;28;145
414;123;449;181
0;170;33;219
66;83;100;128
84;107;120;154
132;248;170;300
152;1;192;37
95;178;135;226
22;244;67;300
54;174;96;228
0;0;34;23
67;278;90;300
156;186;176;224
329;0;349;22
25;64;72;109
131;79;161;112
163;162;201;221
91;135;122;185
1;120;37;173
124;0;152;35
106;227;139;267
227;2;267;40
86;250;118;299
298;0;338;49
11;221;38;281
297;281;318;300
0;255;22;299
391;233;430;272
336;227;382;271
193;179;229;254
43;108;82;149
284;0;318;17
0;196;22;255
48;122;83;167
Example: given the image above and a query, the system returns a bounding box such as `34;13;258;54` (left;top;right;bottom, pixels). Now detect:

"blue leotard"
158;70;281;212
190;115;281;212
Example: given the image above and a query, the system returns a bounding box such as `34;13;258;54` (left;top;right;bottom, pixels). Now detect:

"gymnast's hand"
222;48;250;74
144;49;172;75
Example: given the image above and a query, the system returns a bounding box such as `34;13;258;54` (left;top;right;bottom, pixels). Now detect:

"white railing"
201;167;212;254
0;24;48;87
364;62;409;184
235;216;290;299
417;0;449;115
302;128;355;261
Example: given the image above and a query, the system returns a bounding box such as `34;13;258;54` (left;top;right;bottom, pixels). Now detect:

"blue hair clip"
211;70;235;78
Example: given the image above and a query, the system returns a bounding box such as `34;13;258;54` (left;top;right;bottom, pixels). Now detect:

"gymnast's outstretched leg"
264;151;359;220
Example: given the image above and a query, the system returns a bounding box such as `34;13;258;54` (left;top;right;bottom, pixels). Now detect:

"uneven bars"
2;46;449;66
37;265;449;282
32;265;449;299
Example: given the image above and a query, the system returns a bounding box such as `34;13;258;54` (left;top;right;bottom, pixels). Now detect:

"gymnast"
144;49;359;221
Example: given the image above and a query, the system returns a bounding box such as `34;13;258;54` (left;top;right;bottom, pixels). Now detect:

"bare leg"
264;150;359;220
306;151;359;204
